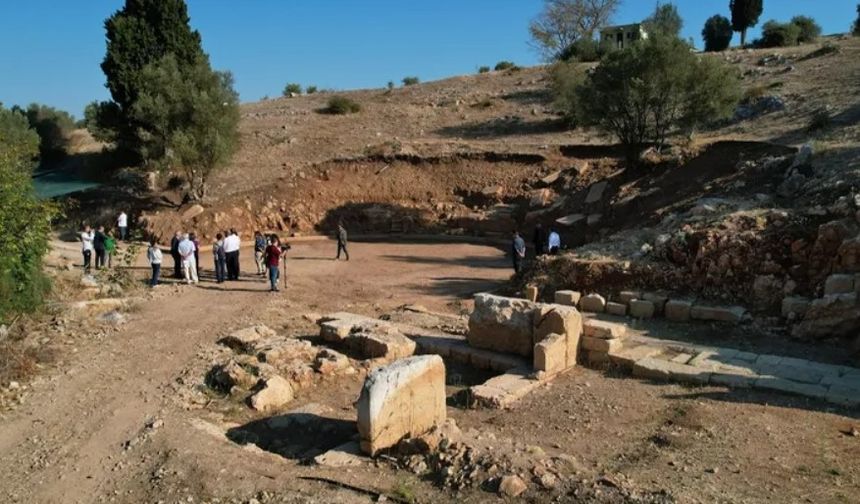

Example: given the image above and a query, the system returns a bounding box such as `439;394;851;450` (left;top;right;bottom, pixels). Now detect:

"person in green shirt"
104;232;117;269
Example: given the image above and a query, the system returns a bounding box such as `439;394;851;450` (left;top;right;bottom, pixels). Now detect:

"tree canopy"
644;2;684;38
703;14;734;52
730;0;764;46
530;0;621;60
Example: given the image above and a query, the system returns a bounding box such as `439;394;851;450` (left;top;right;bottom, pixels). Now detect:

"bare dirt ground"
1;239;858;503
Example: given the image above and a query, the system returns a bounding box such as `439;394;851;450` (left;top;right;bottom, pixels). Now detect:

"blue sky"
0;0;855;117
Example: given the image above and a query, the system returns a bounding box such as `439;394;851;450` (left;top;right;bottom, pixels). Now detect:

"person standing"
80;225;94;272
223;229;241;280
533;223;546;257
93;226;107;270
104;231;117;268
512;231;526;273
254;231;267;275
117;211;128;241
264;234;283;292
147;238;162;287
548;228;561;255
335;221;349;261
177;233;198;284
190;232;201;277
213;233;227;283
170;231;182;279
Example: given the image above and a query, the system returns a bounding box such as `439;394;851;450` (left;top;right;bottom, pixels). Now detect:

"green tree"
730;0;764;46
96;0;206;155
703;14;734;51
131;55;240;201
84;101;122;143
530;0;621;60
759;20;801;47
556;35;740;157
17;104;76;162
0;105;53;320
283;83;302;96
854;4;860;35
790;16;821;43
644;2;684;38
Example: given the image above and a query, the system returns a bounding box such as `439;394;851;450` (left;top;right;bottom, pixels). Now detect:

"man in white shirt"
223;229;241;280
177;233;198;284
117;211;128;241
80;225;95;272
548;229;561;255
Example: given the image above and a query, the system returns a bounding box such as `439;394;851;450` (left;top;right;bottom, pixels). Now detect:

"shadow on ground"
226;412;357;461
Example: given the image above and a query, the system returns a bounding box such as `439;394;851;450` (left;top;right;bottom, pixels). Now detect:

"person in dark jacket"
512;230;526;273
533;223;546;257
93;226;107;270
170;231;182;278
213;233;227;283
335;221;349;261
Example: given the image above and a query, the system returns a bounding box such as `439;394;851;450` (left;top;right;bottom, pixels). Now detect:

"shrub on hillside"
558;38;604;62
702;14;734;52
14;104;75;162
0;105;54;321
758;20;801;48
386;81;395;91
402;76;420;86
323;96;361;115
283;83;302;96
790;16;822;43
478;66;491;73
494;61;519;71
555;35;741;157
306;86;318;94
854;4;860;35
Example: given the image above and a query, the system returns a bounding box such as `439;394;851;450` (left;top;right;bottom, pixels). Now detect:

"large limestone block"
579;294;606;313
629;300;655;319
534;333;566;374
533;304;582;368
350;324;417;361
524;285;539;302
781;296;811;318
791;293;860;339
357;355;446;455
554;290;581;306
468;294;536;356
824;274;855;295
583;319;626;339
606;302;627;316
582;336;622;353
690;304;746;323
665;300;692;321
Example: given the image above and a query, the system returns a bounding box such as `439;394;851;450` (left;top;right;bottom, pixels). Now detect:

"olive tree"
530;0;621;60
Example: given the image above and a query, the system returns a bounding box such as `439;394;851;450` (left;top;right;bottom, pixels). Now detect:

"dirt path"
0;238;511;503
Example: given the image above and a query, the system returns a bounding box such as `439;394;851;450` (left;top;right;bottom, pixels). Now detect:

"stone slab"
665;300;692;322
781;297;811;318
711;372;755;388
554;290;581;306
753;376;828;400
579;294;606;313
468;293;536;356
582;319;626;340
582;336;622;353
825;385;860;406
690;305;746;324
471;368;543;408
357;355;446;455
534;333;566;375
314;441;366;467
641;293;669;315
824;274;855;295
632;357;712;385
618;291;641;305
533;304;582;368
608;344;662;368
605;302;627;316
524;286;539;302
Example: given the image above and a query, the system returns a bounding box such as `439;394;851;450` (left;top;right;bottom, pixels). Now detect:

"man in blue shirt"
548;228;561;255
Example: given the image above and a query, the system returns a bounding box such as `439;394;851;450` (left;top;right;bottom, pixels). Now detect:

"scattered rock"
499;475;528;497
249;376;294;412
219;325;276;352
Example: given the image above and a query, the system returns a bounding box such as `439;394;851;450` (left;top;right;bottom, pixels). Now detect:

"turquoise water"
32;171;101;199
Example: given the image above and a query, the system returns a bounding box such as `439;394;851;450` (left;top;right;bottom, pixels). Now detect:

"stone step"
470;368;544;409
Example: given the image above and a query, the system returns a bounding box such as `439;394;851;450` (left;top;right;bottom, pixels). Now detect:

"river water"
32;170;101;199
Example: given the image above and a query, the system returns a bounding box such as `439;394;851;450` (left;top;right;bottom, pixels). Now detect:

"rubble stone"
792;293;860;339
357;355;446;455
618;291;640;304
468;294;536;356
585;180;608;204
579;294;606;313
249;376;294;412
781;297;811;318
219;325;276;352
641;293;669;315
313;348;351;374
499;475;528;497
824;274;855;295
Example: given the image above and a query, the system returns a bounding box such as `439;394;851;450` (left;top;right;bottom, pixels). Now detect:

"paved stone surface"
711;372;755;388
632;357;711;385
608;344;662;368
753;376;828;400
471;368;543;408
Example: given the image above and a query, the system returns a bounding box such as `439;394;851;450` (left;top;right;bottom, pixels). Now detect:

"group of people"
148;229;292;292
511;223;562;273
79;211;129;272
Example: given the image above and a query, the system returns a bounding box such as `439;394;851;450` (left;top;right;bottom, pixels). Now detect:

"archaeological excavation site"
3;5;860;502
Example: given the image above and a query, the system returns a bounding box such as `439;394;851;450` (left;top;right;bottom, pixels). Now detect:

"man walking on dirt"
80;225;94;272
335;221;349;261
512;230;526;274
117;211;128;241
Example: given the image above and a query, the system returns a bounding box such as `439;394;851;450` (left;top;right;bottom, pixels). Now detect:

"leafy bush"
854;4;860;36
702;14;733;52
807;108;832;131
402;76;420;86
555;35;740;156
758;20;801;47
478;66;491;73
558;38;604;62
306;86;318;94
494;61;518;71
16;104;75;161
0;106;54;321
283;83;302;96
386;81;395;91
790;16;821;43
324;96;361;115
